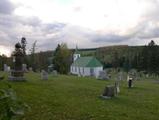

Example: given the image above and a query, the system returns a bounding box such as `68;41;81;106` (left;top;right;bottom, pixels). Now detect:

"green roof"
72;57;103;67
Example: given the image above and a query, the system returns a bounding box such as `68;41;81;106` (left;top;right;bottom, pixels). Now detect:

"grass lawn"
0;72;159;120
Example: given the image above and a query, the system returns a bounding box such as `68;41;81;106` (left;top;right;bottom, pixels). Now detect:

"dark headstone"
102;85;115;98
127;76;133;88
128;79;132;88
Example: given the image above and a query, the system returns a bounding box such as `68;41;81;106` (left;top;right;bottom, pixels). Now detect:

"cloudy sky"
0;0;159;56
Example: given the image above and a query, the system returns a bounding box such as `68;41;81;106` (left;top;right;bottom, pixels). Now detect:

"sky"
0;0;159;56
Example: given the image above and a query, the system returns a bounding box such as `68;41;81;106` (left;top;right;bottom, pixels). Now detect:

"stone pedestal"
8;70;25;81
8;42;26;81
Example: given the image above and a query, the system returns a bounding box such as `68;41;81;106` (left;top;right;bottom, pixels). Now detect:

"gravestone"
98;71;109;80
29;67;33;72
9;43;25;81
129;69;138;80
22;64;28;72
4;64;8;72
7;66;11;72
41;70;48;80
117;71;123;81
101;85;116;99
127;75;133;88
114;82;120;94
48;64;54;73
52;70;58;76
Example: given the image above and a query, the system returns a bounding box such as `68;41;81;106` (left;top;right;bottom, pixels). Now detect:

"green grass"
0;72;159;120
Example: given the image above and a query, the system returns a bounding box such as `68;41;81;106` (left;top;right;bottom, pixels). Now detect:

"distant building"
70;47;103;78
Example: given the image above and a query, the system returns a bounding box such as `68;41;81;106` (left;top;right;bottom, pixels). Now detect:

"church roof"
72;56;103;67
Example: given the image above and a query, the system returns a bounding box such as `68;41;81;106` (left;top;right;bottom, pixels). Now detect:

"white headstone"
52;70;58;76
115;82;120;93
7;66;10;72
4;64;8;72
22;64;28;72
41;70;48;80
117;71;123;81
29;67;33;71
98;71;109;80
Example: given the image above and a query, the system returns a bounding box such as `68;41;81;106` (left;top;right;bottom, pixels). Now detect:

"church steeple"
73;45;80;61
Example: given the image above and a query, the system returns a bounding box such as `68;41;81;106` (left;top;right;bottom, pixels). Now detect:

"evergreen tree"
147;40;158;74
112;51;120;68
29;41;37;71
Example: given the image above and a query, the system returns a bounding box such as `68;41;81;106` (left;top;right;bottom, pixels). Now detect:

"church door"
90;68;94;76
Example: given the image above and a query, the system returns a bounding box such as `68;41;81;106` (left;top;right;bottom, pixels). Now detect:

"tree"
29;41;37;71
136;40;159;75
0;54;8;71
112;51;120;68
147;40;158;74
148;40;155;46
53;43;71;74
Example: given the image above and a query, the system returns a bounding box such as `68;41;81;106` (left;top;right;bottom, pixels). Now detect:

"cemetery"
1;70;159;120
2;0;159;119
1;39;159;120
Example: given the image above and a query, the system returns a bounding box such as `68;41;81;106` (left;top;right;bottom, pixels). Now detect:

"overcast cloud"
0;0;159;56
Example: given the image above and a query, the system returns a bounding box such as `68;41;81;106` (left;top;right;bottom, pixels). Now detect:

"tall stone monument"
9;43;25;81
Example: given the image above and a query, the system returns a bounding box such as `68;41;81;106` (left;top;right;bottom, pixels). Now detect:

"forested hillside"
1;40;159;74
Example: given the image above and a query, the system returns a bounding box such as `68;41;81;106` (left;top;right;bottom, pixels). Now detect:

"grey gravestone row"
41;70;58;80
98;70;109;80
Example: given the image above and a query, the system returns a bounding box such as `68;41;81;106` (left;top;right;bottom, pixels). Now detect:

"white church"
70;48;103;78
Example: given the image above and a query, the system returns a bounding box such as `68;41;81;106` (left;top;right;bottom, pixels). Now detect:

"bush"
0;85;29;120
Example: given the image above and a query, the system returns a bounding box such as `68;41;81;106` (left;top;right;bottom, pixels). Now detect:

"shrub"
0;85;29;120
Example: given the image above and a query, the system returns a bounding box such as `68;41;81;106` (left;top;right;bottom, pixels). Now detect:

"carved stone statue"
14;43;23;70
